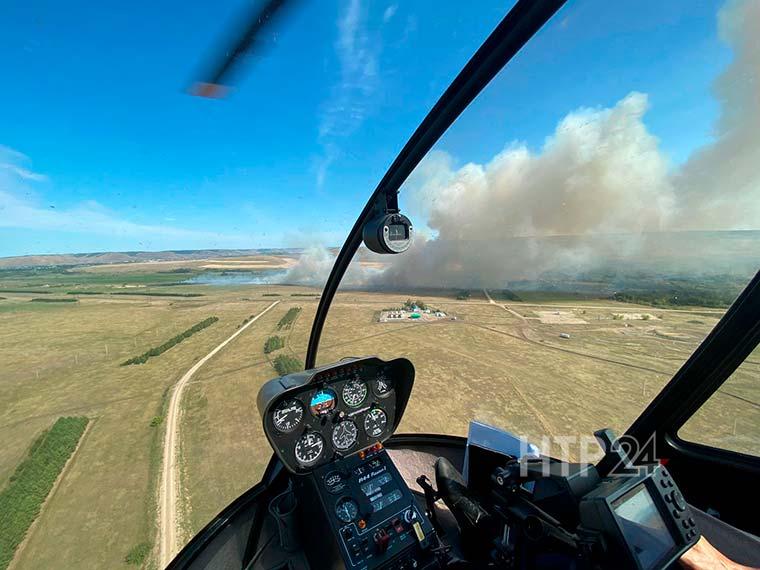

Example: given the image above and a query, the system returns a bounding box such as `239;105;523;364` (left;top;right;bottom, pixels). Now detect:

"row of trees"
111;291;204;298
121;316;219;365
64;291;204;298
0;416;89;570
264;336;285;354
276;307;301;330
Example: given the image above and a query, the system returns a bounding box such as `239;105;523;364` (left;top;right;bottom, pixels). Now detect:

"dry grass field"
0;266;757;568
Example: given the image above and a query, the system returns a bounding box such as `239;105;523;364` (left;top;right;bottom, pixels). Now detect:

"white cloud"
0;163;48;181
316;0;381;188
0;145;48;181
383;4;398;24
0;146;247;247
0;188;244;242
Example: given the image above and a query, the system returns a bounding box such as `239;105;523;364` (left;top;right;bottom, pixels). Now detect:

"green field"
0;263;757;568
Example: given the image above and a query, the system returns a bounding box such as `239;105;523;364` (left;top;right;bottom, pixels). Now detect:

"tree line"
276;307;301;330
0;416;89;570
267;307;303;375
121;316;219;365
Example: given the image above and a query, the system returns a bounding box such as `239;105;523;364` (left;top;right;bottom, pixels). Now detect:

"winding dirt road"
158;301;280;568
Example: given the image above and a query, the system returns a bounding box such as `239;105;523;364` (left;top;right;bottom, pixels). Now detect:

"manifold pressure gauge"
363;212;413;254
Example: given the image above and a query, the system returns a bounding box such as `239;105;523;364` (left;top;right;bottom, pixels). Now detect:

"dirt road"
483;288;528;321
157;301;280;568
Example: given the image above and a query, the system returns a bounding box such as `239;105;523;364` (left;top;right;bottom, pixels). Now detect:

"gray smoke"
284;0;760;289
672;0;760;228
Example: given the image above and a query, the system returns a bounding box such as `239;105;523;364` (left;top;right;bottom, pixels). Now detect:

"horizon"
5;0;758;260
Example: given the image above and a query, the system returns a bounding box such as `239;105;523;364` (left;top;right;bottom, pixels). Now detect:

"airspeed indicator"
272;399;303;433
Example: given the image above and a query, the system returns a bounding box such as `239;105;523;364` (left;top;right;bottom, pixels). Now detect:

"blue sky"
0;0;729;257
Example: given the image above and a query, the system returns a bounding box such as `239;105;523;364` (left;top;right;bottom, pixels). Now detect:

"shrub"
272;354;303;376
264;336;285;354
124;542;151;566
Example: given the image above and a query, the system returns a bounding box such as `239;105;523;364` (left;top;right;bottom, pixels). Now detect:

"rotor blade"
190;0;293;98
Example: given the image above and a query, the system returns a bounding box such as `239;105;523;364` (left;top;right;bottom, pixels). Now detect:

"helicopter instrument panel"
257;356;414;474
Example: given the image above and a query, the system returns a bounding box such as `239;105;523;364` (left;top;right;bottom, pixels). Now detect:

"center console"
299;443;438;569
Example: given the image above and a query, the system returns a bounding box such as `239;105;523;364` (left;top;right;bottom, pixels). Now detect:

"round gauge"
294;432;325;467
341;377;368;407
331;420;358;451
372;373;393;398
309;388;337;416
271;399;304;433
364;408;388;438
335;498;359;523
324;471;346;494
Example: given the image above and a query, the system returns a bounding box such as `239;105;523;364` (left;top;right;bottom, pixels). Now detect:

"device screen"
612;485;675;569
359;468;402;513
387;224;407;241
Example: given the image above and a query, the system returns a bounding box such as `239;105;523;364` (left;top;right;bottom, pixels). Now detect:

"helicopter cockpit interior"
246;355;701;570
5;0;760;567
168;348;760;569
157;0;760;568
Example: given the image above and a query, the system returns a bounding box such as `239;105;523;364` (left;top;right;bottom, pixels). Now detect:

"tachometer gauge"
331;420;358;451
335;498;359;523
272;399;303;433
372;373;393;398
341;377;368;407
364;408;388;438
294;432;324;467
309;388;337;416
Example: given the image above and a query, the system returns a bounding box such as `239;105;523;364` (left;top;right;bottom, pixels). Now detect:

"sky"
0;0;733;258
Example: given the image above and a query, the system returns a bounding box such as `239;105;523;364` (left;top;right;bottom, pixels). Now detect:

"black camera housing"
362;213;413;254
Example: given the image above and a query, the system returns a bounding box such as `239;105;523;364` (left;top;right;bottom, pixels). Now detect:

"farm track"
157;301;280;568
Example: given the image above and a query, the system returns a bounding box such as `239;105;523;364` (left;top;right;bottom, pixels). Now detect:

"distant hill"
0;249;302;269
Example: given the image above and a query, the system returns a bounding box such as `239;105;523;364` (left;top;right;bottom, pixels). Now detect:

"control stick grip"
269;486;300;552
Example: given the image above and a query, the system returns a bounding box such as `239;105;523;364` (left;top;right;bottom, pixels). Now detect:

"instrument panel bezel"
257;356;415;474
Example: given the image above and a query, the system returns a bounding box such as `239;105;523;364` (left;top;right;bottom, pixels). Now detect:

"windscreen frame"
304;0;568;368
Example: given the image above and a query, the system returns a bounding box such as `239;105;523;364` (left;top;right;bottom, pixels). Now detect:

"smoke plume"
284;0;760;289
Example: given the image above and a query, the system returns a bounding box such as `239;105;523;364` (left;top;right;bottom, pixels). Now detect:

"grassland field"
0;261;757;568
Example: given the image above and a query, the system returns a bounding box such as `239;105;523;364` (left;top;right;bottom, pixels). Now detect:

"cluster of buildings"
379;305;449;323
